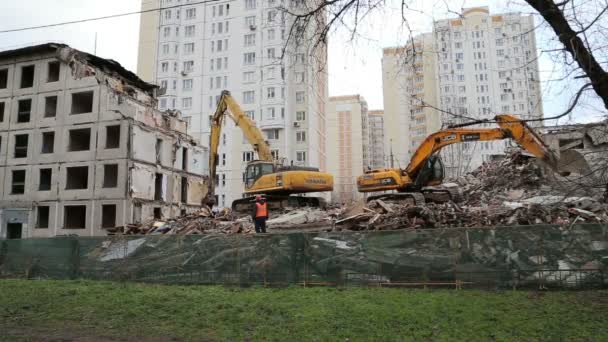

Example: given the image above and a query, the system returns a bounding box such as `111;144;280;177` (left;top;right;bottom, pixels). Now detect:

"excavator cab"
412;155;445;188
244;161;276;189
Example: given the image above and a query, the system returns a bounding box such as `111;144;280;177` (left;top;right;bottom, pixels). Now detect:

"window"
243;91;255;104
162;44;170;55
101;205;116;228
271;150;279;160
267;10;276;22
266;107;276;119
245;110;255;120
20;65;34;88
245;16;256;28
66;167;88;189
0;69;7;89
36;206;49;229
266;129;279;140
163;27;171;37
71;91;94;114
14;134;28;158
296;111;306;121
497;49;504;57
103;164;118;188
47;61;60;82
164;9;171;20
185;8;196;19
44;96;57;117
296;131;306;142
243;71;255;82
296;91;305;104
183;79;193;90
244;52;256;65
17;99;31;123
185;25;195;37
11;170;25;194
180;176;188;202
161;62;168;72
39;168;52;191
295;72;305;83
68;128;91;151
184;43;195;54
41;131;54;154
106;125;120;149
246;0;256;9
243;151;254;162
296;151;306;162
0;101;4;121
182;97;192;109
183;61;194;72
244;33;256;46
267;48;275;58
267;87;275;99
268;29;275;40
64;206;86;229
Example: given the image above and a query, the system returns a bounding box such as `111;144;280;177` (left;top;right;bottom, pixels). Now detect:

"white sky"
0;0;604;124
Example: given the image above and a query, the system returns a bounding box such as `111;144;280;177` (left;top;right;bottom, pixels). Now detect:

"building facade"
137;0;328;208
434;7;543;177
382;33;440;169
0;43;208;239
382;7;542;176
367;110;385;169
327;95;368;204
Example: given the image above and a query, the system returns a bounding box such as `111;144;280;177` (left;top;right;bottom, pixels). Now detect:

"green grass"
0;280;606;341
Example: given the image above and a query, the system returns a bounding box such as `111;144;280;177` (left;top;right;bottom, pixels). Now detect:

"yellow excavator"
357;114;564;203
208;90;334;212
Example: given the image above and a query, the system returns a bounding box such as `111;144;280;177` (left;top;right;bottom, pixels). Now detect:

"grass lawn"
0;280;606;341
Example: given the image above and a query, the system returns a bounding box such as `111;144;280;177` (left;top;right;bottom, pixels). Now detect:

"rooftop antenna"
94;32;98;55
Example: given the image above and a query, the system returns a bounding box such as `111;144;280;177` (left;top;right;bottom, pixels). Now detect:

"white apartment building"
382;7;542;177
382;33;441;169
137;0;328;208
367;110;385;169
435;7;543;177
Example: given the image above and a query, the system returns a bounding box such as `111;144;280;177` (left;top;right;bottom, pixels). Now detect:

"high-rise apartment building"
382;33;440;168
367;110;385;169
327;95;368;203
382;7;542;176
137;0;328;208
434;7;542;176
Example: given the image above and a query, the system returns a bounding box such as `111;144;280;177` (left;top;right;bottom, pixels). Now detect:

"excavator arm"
208;90;272;200
405;114;560;177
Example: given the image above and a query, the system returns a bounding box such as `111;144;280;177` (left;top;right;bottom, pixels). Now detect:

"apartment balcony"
259;118;285;129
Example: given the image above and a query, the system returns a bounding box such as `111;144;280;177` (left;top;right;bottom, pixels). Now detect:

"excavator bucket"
556;149;591;175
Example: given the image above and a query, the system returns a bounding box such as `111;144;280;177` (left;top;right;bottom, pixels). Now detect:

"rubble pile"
334;151;608;230
107;151;608;235
106;207;255;235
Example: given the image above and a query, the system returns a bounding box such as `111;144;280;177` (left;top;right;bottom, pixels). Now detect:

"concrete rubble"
107;151;608;235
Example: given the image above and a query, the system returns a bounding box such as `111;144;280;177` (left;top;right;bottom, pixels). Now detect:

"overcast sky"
0;0;603;124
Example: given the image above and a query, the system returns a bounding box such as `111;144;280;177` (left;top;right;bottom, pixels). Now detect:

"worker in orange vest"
252;195;268;233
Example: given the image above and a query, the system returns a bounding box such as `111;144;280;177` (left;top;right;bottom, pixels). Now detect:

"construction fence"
0;224;606;290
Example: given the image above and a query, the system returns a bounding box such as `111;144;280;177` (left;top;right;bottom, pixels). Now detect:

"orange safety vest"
255;202;268;218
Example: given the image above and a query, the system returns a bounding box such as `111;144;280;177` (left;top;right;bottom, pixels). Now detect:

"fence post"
70;238;80;280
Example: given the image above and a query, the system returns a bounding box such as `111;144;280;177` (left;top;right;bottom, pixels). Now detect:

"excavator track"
232;195;326;213
421;187;462;203
366;192;426;205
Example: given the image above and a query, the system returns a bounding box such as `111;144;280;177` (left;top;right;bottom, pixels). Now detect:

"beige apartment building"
136;0;328;208
382;33;441;169
0;43;208;238
327;95;368;204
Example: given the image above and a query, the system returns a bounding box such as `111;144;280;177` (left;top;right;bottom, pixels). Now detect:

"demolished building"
0;43;209;238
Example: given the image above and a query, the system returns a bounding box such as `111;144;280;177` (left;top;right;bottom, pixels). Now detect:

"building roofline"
0;42;156;92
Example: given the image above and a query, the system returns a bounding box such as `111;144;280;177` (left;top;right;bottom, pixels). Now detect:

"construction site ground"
108;151;608;236
0;280;606;342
